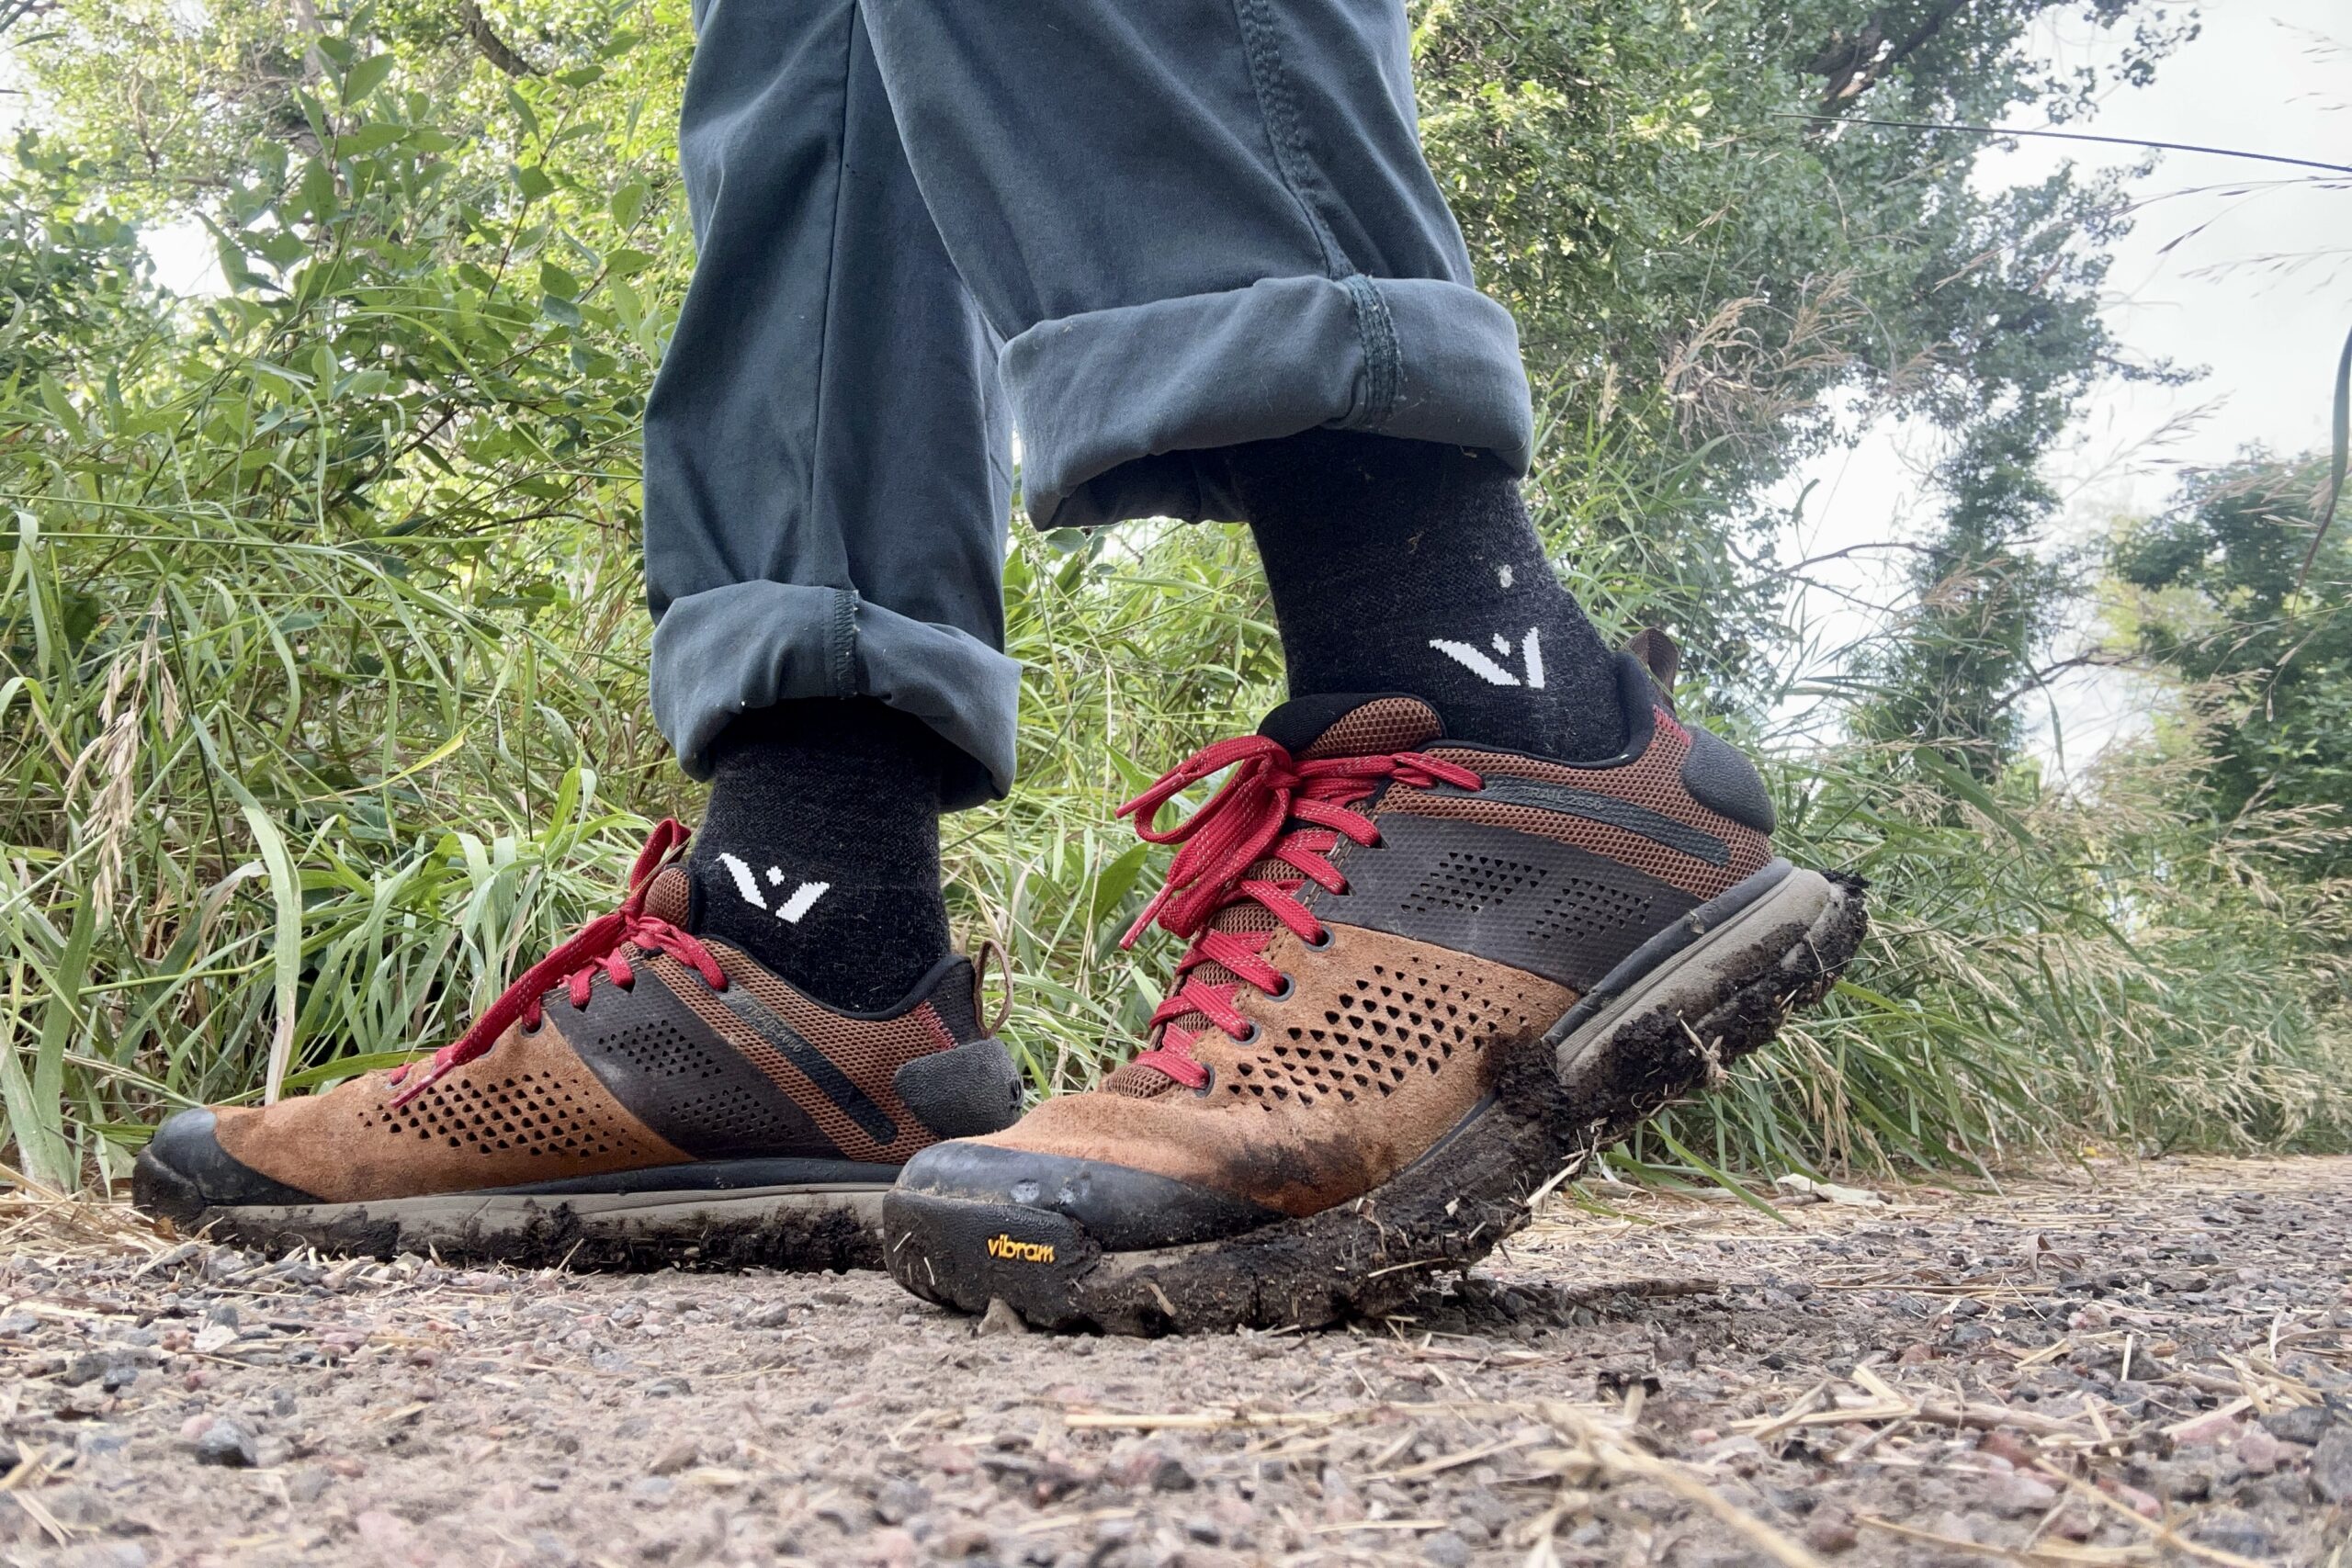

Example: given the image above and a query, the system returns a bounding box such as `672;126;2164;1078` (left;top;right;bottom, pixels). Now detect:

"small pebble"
1801;1506;1858;1554
2311;1428;2352;1504
875;1477;930;1525
2235;1425;2284;1473
191;1418;259;1468
2261;1404;2333;1445
647;1439;699;1476
1420;1529;1471;1567
976;1299;1028;1337
2190;1507;2277;1558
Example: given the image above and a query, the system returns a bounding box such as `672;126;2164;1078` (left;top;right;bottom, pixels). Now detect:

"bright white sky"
1772;2;2349;772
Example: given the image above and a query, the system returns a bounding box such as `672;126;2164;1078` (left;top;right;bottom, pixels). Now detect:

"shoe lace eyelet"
1264;974;1295;1002
1230;1022;1261;1045
1304;927;1335;951
1192;1065;1217;1098
518;1018;543;1038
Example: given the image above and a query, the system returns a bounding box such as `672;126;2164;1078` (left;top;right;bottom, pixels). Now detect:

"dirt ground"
3;1156;2347;1568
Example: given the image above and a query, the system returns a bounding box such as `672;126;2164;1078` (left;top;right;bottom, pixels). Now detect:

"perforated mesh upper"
580;998;804;1152
1399;849;1551;916
1219;945;1554;1111
1531;870;1654;941
360;1065;635;1165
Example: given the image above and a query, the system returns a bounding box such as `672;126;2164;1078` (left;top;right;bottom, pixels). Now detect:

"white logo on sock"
774;881;831;923
1498;564;1514;589
1429;627;1545;688
717;853;831;923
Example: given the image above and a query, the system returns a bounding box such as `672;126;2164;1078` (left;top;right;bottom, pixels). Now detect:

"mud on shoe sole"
883;864;1867;1334
129;1162;894;1272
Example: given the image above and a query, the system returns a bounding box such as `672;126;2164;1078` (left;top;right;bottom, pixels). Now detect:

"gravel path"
4;1156;2347;1567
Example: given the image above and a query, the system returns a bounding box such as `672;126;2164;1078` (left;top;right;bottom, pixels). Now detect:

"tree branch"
458;0;539;77
1809;1;1967;113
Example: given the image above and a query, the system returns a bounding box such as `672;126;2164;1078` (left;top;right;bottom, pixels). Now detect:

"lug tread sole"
130;1162;889;1272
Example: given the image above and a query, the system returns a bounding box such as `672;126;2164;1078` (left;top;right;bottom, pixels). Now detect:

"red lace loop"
387;819;726;1109
1114;736;1481;1088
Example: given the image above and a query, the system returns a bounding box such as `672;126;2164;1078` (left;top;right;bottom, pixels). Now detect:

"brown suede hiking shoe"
882;645;1866;1332
132;821;1021;1269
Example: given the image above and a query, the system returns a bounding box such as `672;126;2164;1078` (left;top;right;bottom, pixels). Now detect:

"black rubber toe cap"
132;1109;322;1221
896;1140;1281;1252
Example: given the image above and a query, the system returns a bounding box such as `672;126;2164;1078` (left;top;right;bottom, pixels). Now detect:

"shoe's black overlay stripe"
1419;776;1728;866
714;986;899;1146
564;974;841;1160
1311;815;1700;991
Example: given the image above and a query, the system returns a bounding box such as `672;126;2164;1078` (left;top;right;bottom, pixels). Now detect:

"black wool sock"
687;699;951;1012
1223;429;1626;760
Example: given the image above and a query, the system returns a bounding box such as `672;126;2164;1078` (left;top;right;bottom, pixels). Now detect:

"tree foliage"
2114;453;2352;870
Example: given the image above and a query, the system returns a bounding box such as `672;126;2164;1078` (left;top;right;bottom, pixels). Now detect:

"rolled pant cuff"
651;581;1020;808
1004;274;1534;530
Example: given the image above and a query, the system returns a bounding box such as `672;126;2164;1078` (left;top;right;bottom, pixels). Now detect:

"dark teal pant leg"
858;0;1532;528
644;0;1531;803
644;0;1017;807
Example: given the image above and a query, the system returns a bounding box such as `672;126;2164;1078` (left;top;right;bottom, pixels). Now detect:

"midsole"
204;1183;891;1225
1546;860;1833;1066
484;1156;900;1196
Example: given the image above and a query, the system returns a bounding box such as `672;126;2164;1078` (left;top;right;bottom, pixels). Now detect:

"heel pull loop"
1625;628;1680;716
973;936;1014;1038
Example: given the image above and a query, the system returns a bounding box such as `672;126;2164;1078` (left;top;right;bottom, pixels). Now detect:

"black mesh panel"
1307;814;1698;991
563;972;835;1160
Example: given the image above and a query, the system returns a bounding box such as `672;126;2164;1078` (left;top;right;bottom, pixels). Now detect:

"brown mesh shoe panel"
557;962;838;1159
215;1022;690;1203
662;947;944;1164
1297;697;1442;760
1378;716;1771;899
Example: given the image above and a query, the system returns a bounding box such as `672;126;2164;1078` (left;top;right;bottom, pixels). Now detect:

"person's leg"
644;0;1017;1008
866;0;1867;1331
128;0;1040;1266
856;0;1621;756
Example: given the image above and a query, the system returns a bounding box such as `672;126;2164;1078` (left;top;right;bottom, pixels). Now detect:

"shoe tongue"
642;864;693;928
1257;694;1444;760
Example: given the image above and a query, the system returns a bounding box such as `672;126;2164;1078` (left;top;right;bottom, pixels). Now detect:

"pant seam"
1343;275;1403;430
830;588;859;696
1227;0;1347;280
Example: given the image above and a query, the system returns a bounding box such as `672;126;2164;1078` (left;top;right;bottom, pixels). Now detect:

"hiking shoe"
882;640;1865;1331
131;821;1022;1269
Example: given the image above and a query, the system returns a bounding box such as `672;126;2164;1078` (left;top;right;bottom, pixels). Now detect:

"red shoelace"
387;818;727;1109
1114;735;1482;1089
